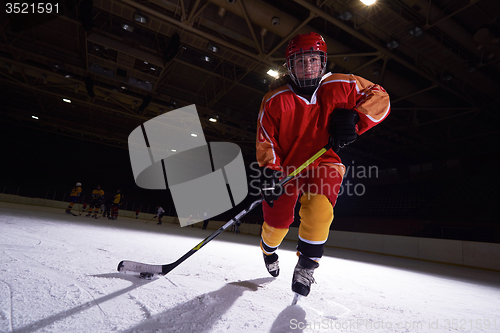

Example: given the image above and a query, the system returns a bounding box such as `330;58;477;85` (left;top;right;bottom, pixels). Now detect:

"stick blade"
117;260;164;275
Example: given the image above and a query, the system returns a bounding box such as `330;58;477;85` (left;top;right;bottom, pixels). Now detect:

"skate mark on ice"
0;280;13;333
11;275;153;333
121;277;274;333
128;294;152;319
5;251;109;320
165;277;178;287
0;233;41;249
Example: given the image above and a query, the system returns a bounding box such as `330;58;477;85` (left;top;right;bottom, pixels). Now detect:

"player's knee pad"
298;193;333;244
260;221;289;254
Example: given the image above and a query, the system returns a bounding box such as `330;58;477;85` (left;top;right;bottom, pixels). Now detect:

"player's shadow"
269;304;307;333
11;273;153;333
121;277;274;333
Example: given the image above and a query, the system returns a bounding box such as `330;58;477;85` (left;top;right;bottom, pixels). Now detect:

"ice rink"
0;204;499;333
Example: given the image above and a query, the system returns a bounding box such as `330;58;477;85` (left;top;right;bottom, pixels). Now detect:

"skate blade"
292;293;302;305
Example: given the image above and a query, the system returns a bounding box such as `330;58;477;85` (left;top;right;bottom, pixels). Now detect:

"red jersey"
256;72;390;175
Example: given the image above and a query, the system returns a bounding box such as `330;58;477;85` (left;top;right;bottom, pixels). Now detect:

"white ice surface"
0;206;499;333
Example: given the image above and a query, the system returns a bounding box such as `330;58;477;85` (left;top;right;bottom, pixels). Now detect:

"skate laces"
293;265;316;287
267;260;279;273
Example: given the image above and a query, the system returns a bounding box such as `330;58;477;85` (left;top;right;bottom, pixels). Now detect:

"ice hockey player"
154;206;165;225
102;195;112;219
110;189;123;220
256;32;390;297
65;182;82;215
86;185;104;218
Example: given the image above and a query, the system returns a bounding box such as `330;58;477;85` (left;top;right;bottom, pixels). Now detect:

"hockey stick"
117;142;332;276
144;216;156;224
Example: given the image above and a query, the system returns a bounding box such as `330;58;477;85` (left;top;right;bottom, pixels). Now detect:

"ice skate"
292;255;319;296
263;253;280;277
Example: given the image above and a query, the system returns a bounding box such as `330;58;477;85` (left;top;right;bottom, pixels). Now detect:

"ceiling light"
134;12;148;24
171;149;177;152
409;25;424;37
338;11;353;21
191;133;198;137
65;74;71;78
121;24;134;32
386;39;400;50
360;0;377;5
32;115;39;120
209;117;217;123
207;44;218;53
166;101;177;108
267;69;279;78
203;56;211;62
63;98;72;103
442;74;453;81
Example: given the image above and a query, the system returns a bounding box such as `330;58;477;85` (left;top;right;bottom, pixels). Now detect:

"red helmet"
285;32;327;59
285;32;327;89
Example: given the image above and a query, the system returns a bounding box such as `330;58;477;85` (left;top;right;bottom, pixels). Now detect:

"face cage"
286;50;327;88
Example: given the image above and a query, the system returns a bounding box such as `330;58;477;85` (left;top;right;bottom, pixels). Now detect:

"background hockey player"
155;206;165;225
87;185;104;218
102;195;112;219
65;182;82;215
110;189;123;220
256;32;390;297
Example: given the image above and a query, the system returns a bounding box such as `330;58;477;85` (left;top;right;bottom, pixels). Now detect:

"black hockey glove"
260;167;284;208
329;108;359;153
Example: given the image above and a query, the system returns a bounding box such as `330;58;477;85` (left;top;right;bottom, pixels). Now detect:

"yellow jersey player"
110;190;123;220
87;185;104;218
65;182;82;215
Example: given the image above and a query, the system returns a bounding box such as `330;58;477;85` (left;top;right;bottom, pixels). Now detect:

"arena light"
209;117;217;123
63;98;72;103
121;24;134;32
191;133;198;137
134;12;148;24
360;0;376;5
267;69;279;78
32;115;39;120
